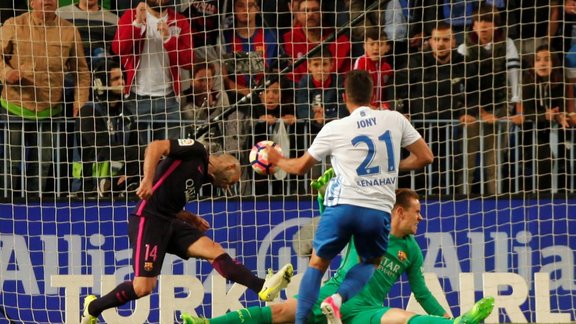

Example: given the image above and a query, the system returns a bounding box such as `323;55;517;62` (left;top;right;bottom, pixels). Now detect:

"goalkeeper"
182;169;494;324
81;139;293;324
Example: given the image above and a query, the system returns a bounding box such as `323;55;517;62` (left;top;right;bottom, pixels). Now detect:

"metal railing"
0;119;573;198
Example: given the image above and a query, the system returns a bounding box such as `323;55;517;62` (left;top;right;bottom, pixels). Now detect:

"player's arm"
136;140;171;200
268;150;319;176
406;243;450;318
398;138;434;171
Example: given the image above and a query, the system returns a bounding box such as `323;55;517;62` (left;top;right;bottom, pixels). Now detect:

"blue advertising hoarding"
0;199;575;323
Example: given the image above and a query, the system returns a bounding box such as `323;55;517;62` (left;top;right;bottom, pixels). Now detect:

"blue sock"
337;262;375;301
295;267;323;324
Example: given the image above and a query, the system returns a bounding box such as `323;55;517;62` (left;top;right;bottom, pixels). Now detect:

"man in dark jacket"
72;57;142;198
395;22;478;195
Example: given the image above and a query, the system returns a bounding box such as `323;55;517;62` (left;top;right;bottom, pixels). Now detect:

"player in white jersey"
267;70;434;324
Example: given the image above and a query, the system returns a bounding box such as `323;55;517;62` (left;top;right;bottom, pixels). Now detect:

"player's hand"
135;2;147;25
176;210;210;232
136;178;153;200
266;143;284;165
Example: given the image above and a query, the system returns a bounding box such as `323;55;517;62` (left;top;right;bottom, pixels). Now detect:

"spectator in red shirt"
283;0;351;83
353;27;393;110
112;0;194;143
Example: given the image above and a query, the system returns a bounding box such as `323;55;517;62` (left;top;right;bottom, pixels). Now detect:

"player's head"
92;57;124;104
429;22;455;61
343;70;373;106
391;189;423;236
363;27;389;62
307;49;334;82
208;153;241;191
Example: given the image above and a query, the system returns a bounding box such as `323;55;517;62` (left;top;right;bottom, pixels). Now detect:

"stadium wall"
1;199;575;323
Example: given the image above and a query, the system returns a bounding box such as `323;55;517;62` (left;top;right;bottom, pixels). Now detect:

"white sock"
331;293;342;306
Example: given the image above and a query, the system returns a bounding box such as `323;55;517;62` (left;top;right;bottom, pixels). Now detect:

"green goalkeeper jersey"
328;234;446;317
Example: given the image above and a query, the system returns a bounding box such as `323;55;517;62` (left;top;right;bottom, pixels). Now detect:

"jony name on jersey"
357;117;377;129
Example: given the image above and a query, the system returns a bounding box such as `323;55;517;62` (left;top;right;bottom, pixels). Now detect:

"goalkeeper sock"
209;306;273;324
212;253;265;293
89;281;138;317
337;262;375;301
408;314;453;323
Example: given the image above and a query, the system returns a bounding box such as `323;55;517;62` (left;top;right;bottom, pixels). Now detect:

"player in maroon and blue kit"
81;139;293;324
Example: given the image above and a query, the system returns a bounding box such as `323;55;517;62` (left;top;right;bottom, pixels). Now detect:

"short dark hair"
473;4;501;26
92;56;121;87
193;62;216;77
308;46;333;60
364;26;387;41
344;70;372;105
394;188;420;210
432;21;452;33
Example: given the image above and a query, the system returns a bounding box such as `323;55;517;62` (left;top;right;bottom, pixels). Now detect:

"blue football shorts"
312;204;390;261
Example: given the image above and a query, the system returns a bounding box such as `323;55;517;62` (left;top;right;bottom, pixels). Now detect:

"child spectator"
182;62;230;154
353;27;393;110
521;45;570;193
251;76;297;195
296;51;348;135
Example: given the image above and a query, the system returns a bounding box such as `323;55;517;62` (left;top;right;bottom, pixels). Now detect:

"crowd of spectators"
0;0;575;199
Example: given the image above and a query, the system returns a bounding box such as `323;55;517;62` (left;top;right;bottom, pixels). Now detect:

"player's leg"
407;297;495;324
321;207;390;324
186;236;265;293
296;205;354;324
184;232;293;301
181;298;297;324
82;215;169;323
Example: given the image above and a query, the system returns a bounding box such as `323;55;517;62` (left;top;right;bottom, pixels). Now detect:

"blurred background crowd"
0;0;575;200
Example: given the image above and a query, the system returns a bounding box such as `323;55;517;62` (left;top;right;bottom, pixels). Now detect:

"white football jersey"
308;106;421;212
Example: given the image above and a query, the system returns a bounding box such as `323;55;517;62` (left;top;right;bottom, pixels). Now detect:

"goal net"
0;0;575;323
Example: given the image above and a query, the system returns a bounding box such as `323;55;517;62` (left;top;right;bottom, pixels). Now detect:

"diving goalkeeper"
182;170;494;324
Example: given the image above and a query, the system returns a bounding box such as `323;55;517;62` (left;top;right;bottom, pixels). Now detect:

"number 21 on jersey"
352;130;395;176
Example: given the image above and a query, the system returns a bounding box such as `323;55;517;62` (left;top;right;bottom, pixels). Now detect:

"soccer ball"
249;140;282;175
